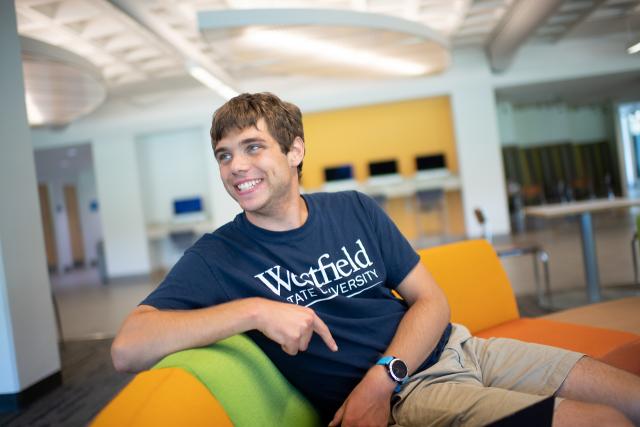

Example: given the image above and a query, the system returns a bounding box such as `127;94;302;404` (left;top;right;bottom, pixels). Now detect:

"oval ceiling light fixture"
197;8;450;79
21;37;107;127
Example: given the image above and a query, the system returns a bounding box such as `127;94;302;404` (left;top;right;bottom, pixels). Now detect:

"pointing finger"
328;402;345;427
312;314;338;352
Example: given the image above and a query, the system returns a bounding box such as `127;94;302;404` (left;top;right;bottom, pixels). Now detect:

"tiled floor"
50;207;640;341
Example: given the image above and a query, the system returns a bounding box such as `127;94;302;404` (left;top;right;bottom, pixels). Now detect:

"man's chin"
237;197;265;213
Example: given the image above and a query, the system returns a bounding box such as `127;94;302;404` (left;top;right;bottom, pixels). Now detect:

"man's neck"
245;192;308;232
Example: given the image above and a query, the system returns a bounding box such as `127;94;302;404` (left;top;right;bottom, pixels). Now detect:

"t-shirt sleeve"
353;191;420;288
140;250;228;310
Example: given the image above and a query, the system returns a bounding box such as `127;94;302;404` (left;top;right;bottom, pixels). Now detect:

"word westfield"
254;239;381;306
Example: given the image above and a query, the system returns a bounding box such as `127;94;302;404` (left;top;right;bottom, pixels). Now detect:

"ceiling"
14;0;640;122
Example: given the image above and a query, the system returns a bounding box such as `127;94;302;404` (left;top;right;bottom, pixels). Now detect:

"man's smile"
235;178;263;193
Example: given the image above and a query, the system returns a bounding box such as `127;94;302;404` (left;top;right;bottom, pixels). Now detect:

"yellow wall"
301;96;458;189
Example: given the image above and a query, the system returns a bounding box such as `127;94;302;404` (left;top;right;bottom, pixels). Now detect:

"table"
321;173;461;198
542;296;640;335
524;198;640;303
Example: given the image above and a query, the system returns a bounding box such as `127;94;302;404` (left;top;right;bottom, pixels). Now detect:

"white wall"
452;80;509;236
136;127;210;225
93;135;151;278
0;243;19;393
0;0;60;394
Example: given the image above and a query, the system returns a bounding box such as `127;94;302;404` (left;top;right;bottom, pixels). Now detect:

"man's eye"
217;153;231;163
248;144;261;153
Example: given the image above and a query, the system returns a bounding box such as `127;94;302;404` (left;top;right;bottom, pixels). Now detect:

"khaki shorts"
390;323;584;427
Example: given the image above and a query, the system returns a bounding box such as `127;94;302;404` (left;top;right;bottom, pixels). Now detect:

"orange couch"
93;240;640;426
420;239;640;375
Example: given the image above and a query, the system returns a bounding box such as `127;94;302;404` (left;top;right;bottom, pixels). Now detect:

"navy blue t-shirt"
141;191;450;421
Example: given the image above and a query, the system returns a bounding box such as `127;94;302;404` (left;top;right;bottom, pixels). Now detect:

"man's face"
214;118;303;217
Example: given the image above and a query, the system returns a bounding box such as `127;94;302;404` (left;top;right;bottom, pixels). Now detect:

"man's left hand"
329;366;395;427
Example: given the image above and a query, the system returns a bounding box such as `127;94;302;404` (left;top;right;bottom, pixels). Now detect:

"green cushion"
153;334;322;427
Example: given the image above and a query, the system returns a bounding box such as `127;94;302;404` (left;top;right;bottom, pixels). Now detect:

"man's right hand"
255;299;338;355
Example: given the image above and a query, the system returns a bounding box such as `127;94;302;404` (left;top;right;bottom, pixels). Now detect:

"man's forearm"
111;298;262;373
384;289;450;375
357;288;450;399
328;281;450;427
112;296;338;373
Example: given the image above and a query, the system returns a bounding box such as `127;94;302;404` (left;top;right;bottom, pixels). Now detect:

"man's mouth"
235;179;262;192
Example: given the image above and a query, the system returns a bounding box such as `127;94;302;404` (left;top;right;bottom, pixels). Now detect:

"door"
38;184;57;271
64;185;85;267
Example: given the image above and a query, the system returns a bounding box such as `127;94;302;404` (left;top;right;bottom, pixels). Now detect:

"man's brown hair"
210;92;304;177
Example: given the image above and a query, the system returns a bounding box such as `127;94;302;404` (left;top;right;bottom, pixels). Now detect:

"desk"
363;174;461;198
524;198;640;303
322;174;461;198
147;220;215;240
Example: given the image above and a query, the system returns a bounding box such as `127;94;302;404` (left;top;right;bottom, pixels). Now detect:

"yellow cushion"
419;240;520;333
91;367;233;427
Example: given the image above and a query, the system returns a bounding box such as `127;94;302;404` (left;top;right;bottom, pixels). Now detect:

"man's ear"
287;137;305;168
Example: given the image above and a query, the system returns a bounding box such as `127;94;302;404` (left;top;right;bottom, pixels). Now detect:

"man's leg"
469;335;638;425
553;400;632;427
556;356;640;425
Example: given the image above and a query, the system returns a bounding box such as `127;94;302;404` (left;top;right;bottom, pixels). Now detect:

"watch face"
389;359;408;381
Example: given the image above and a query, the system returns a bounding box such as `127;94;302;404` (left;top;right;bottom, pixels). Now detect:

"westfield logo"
254;239;373;296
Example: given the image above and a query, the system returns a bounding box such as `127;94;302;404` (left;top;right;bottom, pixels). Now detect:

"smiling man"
112;92;640;426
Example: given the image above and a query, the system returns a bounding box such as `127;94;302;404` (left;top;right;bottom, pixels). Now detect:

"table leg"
578;212;601;303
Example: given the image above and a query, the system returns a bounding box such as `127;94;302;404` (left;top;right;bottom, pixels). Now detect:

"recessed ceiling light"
187;65;239;99
627;41;640;55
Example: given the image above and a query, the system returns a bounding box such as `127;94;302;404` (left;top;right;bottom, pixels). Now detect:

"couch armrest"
91;367;233;426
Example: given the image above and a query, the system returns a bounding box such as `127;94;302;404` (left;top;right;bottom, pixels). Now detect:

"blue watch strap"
376;356;406;393
376;356;394;365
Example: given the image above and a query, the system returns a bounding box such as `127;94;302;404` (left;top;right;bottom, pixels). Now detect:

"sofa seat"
476;317;640;375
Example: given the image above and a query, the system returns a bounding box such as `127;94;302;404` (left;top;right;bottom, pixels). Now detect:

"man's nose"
230;153;250;173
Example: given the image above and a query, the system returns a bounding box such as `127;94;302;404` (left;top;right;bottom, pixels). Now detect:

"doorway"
34;145;104;289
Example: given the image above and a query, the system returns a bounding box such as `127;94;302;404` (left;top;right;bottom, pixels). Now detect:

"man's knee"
554;400;633;427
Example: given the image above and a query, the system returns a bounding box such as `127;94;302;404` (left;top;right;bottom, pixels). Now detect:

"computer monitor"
172;196;205;223
368;160;398;176
324;165;354;182
416;154;447;171
174;197;202;215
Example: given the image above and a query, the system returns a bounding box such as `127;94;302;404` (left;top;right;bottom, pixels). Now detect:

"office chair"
474;208;551;308
414;189;447;245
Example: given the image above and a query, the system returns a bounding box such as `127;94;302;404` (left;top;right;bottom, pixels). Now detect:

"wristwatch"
376;356;408;392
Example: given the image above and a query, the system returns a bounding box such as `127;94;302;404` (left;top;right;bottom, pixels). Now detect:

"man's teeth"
237;179;261;191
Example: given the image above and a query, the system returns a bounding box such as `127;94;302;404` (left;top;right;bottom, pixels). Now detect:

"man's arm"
330;262;450;427
111;297;338;373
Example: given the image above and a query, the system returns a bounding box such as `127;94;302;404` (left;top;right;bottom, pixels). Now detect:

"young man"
112;93;640;426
